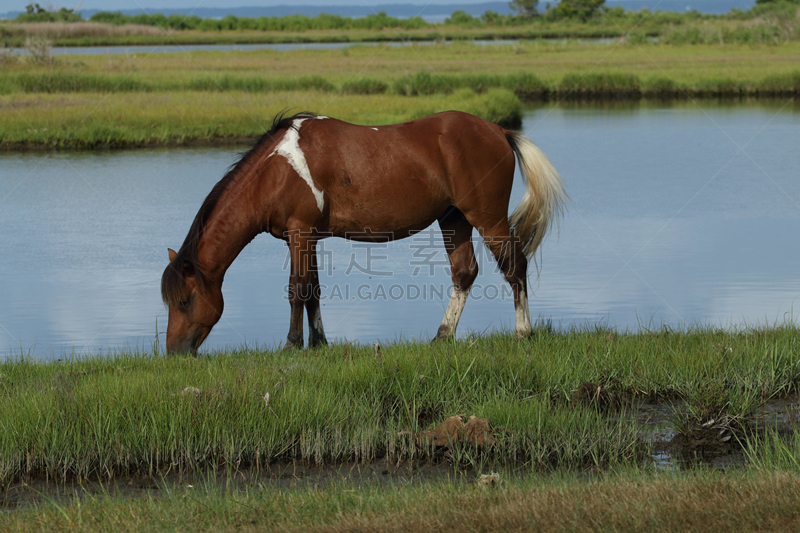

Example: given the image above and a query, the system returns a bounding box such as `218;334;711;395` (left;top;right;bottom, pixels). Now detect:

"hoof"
515;327;533;339
308;335;328;349
432;326;453;343
285;333;304;350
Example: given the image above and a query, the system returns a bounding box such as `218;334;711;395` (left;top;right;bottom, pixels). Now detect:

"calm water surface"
10;40;522;56
1;102;798;358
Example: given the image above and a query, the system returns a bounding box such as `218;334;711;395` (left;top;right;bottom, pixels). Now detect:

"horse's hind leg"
434;208;479;341
473;219;532;338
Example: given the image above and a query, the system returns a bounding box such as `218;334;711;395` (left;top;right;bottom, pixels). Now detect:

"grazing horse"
161;111;565;354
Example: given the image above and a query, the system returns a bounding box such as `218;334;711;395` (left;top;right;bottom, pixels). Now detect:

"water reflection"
0;102;797;358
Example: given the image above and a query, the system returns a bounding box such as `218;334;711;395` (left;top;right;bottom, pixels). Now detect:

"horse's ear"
168;248;177;262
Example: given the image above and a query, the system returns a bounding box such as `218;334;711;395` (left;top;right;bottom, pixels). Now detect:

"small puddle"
635;398;800;470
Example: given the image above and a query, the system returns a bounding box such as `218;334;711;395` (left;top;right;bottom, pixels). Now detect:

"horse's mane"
161;111;317;307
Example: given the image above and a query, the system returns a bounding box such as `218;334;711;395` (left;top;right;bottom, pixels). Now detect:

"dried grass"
6;22;166;39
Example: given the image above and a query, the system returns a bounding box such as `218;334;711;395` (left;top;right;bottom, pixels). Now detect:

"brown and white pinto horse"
161;111;565;354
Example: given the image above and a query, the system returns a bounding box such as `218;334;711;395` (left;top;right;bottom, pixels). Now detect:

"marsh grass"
745;428;800;470
0;325;798;486
2;22;166;41
5;68;799;100
22;36;52;64
2;41;798;98
2;5;798;49
185;74;336;93
392;71;547;99
558;72;641;99
14;71;151;92
0;334;642;486
339;77;389;95
0;89;523;149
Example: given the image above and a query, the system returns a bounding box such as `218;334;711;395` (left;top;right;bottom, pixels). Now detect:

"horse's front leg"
305;240;327;348
285;232;327;349
285;231;308;349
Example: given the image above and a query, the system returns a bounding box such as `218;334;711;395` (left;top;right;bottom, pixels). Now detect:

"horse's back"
285;111;517;236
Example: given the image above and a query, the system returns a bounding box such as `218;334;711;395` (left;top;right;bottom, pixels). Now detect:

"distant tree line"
450;0;608;24
12;0;800;27
17;3;82;22
15;9;428;31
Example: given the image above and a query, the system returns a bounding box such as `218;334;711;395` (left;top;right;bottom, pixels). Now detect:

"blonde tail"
506;131;566;267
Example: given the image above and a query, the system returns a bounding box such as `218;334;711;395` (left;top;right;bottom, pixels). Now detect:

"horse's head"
162;248;224;355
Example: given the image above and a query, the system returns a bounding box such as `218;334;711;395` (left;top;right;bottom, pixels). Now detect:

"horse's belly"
329;195;450;241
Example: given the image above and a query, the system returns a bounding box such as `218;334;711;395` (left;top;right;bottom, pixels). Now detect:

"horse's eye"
178;296;191;310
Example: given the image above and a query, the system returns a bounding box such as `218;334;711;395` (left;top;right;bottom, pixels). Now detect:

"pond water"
9;39;525;56
1;102;798;359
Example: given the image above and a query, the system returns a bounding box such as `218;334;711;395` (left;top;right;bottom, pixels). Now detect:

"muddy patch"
572;381;630;412
641;398;800;470
0;458;491;510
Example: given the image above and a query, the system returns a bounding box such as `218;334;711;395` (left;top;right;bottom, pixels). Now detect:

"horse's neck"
197;181;262;280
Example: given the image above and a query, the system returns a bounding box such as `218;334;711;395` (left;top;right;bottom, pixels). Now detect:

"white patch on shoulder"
371;128;379;131
271;118;325;212
315;116;329;120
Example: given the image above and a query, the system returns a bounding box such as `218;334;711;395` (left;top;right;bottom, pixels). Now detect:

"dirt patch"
408;415;498;449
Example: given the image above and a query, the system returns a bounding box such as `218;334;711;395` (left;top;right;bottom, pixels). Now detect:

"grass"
0;89;522;149
2;469;800;531
0;21;635;48
0;324;798;486
0;2;798;47
0;325;799;527
1;41;798;148
3;40;799;92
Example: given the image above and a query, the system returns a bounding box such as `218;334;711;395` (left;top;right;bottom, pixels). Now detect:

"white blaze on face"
271;118;325;212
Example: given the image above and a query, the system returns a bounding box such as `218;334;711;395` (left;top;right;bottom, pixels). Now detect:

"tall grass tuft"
558;72;641;99
16;72;151;92
745;428;800;471
340;77;389;95
758;70;800;96
186;74;336;93
23;36;52;64
392;70;547;100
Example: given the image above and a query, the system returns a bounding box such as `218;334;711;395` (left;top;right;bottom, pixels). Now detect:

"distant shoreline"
0;0;758;22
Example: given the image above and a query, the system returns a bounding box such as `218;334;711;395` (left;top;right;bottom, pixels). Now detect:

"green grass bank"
1;325;798;486
0;88;522;150
1;42;798;149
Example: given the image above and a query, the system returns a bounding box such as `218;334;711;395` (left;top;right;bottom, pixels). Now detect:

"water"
1;102;798;358
9;40;523;56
